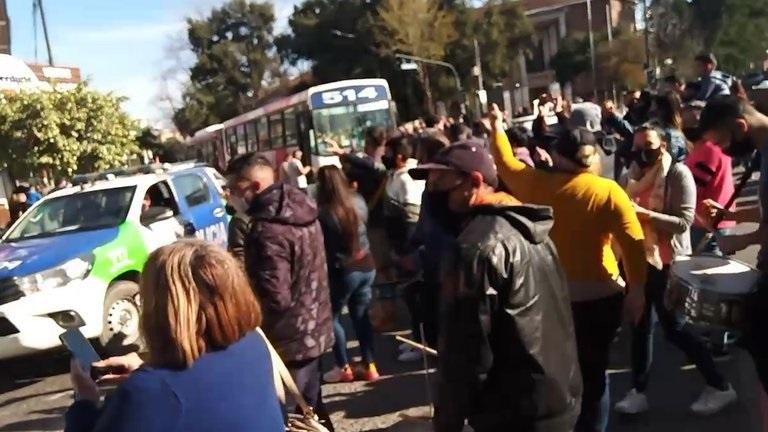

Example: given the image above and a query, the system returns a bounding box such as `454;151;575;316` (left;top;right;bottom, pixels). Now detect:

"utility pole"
586;0;597;100
642;0;650;71
36;0;54;66
473;38;486;112
606;2;616;102
395;53;466;116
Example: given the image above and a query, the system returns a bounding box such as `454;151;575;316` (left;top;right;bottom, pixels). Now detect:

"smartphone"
59;328;101;373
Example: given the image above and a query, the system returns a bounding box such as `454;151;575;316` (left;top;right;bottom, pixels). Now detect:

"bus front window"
312;100;393;156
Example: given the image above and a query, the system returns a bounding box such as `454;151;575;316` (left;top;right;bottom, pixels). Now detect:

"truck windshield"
312;100;393;156
4;186;136;241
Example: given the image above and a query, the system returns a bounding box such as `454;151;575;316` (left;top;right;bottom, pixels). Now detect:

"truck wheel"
99;281;143;356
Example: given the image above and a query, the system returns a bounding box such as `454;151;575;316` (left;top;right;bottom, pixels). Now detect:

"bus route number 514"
321;86;380;105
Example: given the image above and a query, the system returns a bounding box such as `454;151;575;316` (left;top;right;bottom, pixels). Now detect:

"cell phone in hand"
59;328;101;377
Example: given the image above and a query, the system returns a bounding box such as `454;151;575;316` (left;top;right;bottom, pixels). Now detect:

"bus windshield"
4;187;136;241
312;100;393;156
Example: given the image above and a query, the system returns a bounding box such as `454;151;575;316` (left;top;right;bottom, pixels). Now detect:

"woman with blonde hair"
65;240;283;432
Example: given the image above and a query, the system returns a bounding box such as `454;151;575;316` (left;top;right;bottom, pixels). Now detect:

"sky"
7;0;302;128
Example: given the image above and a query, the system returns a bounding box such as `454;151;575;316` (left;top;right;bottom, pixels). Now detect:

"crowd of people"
61;52;768;432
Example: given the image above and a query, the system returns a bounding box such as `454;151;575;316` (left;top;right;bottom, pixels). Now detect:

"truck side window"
173;174;211;208
145;182;180;215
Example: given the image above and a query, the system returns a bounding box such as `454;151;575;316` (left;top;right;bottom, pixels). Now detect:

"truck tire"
99;281;143;356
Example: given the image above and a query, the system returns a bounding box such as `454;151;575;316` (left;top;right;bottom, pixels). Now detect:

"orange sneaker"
361;363;380;382
323;365;354;383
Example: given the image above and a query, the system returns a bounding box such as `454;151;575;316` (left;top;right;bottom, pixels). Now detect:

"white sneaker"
614;389;649;414
397;347;422;362
690;385;737;415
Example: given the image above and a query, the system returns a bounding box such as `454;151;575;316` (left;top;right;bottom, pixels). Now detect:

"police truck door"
170;172;228;247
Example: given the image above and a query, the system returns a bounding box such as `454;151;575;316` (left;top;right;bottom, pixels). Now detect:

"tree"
276;0;383;82
173;0;280;136
137;127;185;163
374;0;457;110
597;33;647;90
549;36;591;88
449;0;531;85
712;0;768;75
0;85;140;180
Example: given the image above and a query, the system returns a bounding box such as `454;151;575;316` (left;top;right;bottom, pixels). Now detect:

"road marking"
45;390;72;401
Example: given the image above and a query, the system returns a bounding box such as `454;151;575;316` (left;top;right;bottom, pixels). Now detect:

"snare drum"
668;255;758;331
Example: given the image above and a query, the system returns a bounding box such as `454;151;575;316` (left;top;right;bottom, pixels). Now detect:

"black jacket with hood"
436;203;582;432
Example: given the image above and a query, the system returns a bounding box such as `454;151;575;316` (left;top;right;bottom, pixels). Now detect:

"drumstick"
695;153;760;254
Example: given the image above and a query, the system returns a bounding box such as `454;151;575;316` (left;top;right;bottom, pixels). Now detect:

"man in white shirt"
382;136;425;256
280;150;311;190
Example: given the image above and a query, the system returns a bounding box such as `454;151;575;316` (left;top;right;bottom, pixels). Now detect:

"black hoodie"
436;203;582;432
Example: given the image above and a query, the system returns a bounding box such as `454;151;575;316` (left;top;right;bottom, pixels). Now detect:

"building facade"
26;63;82;90
513;0;636;109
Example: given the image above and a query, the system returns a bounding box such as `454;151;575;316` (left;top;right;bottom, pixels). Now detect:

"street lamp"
395;53;466;115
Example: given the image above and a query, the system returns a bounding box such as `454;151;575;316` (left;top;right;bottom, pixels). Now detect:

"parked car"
0;162;229;359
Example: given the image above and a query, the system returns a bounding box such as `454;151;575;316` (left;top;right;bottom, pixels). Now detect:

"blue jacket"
695;71;732;101
65;332;283;432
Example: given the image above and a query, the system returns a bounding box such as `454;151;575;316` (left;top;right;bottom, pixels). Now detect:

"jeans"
330;270;376;367
572;293;624;432
631;265;727;392
743;276;768;393
690;226;732;256
285;356;333;431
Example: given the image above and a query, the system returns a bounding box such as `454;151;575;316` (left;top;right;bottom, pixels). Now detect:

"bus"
184;78;396;173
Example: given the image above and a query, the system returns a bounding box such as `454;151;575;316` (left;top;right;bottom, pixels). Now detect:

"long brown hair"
140;240;262;369
316;165;360;254
654;91;684;130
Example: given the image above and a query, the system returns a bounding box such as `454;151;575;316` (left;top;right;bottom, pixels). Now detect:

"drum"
668;255;758;331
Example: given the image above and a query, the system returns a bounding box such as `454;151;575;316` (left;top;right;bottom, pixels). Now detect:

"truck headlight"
15;253;94;295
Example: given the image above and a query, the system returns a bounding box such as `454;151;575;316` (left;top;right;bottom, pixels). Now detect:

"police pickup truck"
0;162;229;359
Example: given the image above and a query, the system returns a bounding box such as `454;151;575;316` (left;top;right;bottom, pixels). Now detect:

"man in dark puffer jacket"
226;153;333;429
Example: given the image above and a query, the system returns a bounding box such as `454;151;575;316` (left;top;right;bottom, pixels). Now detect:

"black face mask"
426;190;465;236
382;154;396;170
633;148;662;169
724;129;756;159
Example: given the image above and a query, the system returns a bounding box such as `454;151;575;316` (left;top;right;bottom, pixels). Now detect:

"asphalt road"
0;170;766;432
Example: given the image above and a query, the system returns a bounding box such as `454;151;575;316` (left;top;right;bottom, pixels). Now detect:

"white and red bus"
185;78;396;173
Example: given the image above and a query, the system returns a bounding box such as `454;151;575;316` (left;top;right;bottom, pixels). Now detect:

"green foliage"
136;127;182;163
712;0;768;75
374;0;457;60
458;0;531;84
0;85;140;179
174;0;280;136
276;0;383;82
597;33;647;89
650;0;768;77
374;0;457;110
276;0;429;119
549;36;591;86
